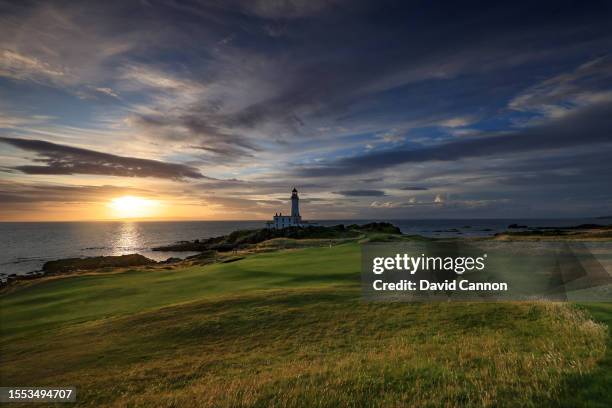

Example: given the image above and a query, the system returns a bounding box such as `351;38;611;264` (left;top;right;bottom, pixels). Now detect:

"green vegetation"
1;240;611;407
1;244;359;338
152;222;400;252
554;303;612;407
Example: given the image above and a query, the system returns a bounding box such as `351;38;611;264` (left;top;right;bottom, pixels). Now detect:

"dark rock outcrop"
42;254;156;274
507;224;528;229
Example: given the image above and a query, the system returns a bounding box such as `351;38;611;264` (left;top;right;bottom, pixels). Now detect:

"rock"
42;254;156;274
507;224;528;229
568;223;606;229
162;257;181;264
353;222;402;234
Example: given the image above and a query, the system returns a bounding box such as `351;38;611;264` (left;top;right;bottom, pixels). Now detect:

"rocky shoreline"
3;222;610;288
1;223;401;287
0;254;174;287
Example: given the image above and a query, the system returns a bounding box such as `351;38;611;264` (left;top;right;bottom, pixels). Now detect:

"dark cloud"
201;0;612;136
360;177;384;183
0;137;205;179
101;0;612;162
298;102;612;177
194;178;330;195
401;186;428;191
334;189;386;197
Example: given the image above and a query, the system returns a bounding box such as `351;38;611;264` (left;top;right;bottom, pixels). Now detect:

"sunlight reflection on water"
111;222;142;255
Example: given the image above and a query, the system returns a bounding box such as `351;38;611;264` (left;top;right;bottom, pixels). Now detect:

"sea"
0;218;606;277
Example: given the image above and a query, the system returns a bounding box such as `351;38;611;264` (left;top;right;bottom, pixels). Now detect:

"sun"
108;196;159;219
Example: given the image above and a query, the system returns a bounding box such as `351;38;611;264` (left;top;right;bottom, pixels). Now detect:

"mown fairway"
1;243;611;407
0;244;360;338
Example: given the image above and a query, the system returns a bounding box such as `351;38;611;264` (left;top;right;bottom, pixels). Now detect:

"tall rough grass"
2;288;606;407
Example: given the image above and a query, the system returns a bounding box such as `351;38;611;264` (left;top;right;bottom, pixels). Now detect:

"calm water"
0;218;604;276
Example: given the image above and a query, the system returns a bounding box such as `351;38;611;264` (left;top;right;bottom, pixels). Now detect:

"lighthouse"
291;188;300;219
266;187;305;229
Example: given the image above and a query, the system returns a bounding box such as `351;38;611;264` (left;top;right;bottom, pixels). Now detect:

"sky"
1;0;611;221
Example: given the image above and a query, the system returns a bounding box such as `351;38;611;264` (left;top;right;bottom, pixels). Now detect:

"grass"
1;242;611;407
554;303;612;407
0;244;359;339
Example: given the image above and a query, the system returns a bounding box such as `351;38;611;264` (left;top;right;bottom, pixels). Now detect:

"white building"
266;188;305;229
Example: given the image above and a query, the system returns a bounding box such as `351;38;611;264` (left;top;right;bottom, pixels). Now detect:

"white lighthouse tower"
291;188;300;220
266;187;305;229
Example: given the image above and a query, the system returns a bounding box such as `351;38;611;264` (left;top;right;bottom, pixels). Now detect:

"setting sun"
108;196;159;219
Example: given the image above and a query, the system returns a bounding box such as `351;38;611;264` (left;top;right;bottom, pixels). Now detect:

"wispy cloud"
0;137;206;179
0;49;64;82
297;101;612;176
509;56;612;120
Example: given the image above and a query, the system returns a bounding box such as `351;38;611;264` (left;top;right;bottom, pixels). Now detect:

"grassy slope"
555;303;612;407
1;243;611;407
0;244;358;339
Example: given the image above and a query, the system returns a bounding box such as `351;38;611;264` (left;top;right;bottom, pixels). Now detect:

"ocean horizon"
1;217;605;277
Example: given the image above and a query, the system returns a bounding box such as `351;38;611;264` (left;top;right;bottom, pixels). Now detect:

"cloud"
93;87;120;99
120;64;202;93
0;137;205;179
370;195;447;209
360;177;384;183
0;2;146;88
0;180;153;204
118;1;612;165
1;1;612;219
297;101;612;177
370;201;399;208
238;0;343;19
509;56;612;119
0;49;64;82
0;112;54;128
118;64;268;160
437;117;474;128
128;112;261;160
334;189;386;197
